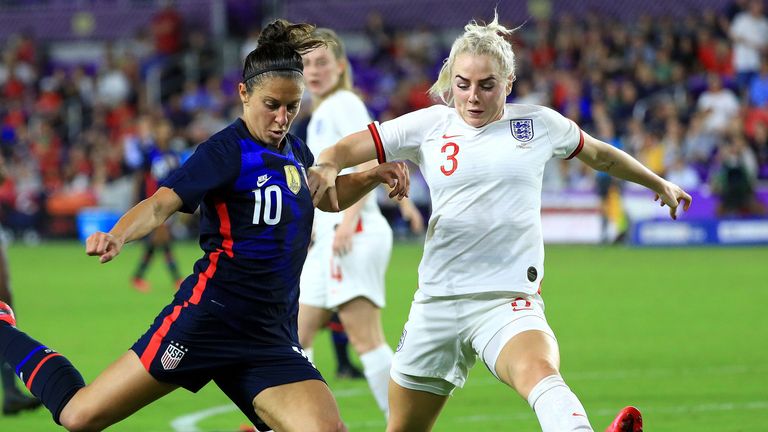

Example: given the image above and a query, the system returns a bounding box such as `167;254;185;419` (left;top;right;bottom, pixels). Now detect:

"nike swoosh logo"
442;134;463;139
572;412;586;417
256;175;271;187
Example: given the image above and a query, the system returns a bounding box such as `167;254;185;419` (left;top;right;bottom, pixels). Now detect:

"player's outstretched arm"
85;187;183;263
309;129;379;209
313;161;409;213
576;131;692;219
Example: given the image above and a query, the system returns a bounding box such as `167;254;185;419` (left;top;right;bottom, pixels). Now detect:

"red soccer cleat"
0;301;16;327
131;277;151;293
606;406;643;432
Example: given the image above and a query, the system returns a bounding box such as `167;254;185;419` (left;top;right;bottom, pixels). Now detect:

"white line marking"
169;388;369;432
169;364;766;431
170;404;239;432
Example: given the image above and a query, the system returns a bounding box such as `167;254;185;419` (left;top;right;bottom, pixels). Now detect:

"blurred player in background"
0;19;409;432
298;27;424;417
0;153;41;416
130;117;184;292
310;13;691;432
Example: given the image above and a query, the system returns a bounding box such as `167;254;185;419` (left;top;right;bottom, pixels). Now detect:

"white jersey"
370;104;583;296
307;90;385;239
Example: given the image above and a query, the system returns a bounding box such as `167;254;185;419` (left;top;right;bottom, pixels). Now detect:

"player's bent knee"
508;358;559;396
299;417;346;432
59;407;100;432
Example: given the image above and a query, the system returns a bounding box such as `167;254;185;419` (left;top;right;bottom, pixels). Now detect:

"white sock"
527;374;593;431
304;347;314;363
359;344;393;417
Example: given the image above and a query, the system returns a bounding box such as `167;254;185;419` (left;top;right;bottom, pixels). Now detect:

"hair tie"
242;66;303;83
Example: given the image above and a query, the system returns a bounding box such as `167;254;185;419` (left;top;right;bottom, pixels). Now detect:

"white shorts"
299;221;392;309
390;290;555;396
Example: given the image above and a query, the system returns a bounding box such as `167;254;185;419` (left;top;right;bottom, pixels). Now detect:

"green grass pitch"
2;241;767;431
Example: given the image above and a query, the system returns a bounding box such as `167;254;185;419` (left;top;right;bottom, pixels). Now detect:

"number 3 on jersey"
441;142;459;176
253;185;282;225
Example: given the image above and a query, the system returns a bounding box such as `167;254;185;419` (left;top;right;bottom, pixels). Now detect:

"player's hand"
373;161;410;200
85;231;124;264
333;222;355;256
654;180;692;220
309;163;340;211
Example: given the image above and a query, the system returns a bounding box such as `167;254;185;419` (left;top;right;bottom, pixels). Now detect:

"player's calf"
0;301;85;425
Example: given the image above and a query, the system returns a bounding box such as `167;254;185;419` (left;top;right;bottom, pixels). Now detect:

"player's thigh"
60;351;177;430
392;293;473;389
387;378;449;432
337;297;384;351
471;294;559;398
253;380;345;432
494;329;560;398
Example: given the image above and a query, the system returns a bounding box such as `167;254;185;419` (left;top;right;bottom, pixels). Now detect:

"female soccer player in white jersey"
299;28;424;417
309;14;690;432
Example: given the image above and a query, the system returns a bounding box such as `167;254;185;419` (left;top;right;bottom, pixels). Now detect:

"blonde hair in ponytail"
428;12;518;105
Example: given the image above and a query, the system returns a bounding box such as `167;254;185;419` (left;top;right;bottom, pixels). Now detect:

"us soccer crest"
284;165;301;194
510;119;534;142
161;341;188;370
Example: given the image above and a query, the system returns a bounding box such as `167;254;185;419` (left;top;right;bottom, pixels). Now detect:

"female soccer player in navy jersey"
0;19;408;432
309;13;690;432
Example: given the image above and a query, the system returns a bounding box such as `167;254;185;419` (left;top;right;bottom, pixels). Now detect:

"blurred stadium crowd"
0;0;766;242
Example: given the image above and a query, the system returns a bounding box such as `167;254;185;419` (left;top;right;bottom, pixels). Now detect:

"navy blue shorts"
132;300;323;425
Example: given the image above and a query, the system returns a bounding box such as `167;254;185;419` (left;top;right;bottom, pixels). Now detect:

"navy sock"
162;245;181;280
0;324;84;423
328;316;353;368
134;244;155;279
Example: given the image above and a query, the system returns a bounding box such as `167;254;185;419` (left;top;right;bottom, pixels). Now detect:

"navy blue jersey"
140;145;182;199
162;118;315;343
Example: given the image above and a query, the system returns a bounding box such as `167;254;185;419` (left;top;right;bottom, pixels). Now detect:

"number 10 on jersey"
253;185;283;225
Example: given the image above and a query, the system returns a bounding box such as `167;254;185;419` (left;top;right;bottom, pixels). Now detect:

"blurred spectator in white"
0;42;36;88
730;0;768;91
513;78;548;105
696;73;741;136
683;112;719;165
665;156;702;190
96;51;131;108
240;28;260;62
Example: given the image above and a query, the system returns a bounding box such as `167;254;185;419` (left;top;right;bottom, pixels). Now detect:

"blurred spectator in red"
151;0;184;56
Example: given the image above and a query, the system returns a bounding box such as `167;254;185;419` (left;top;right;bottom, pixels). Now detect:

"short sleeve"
369;106;442;164
291;135;315;167
161;138;241;213
541;107;584;160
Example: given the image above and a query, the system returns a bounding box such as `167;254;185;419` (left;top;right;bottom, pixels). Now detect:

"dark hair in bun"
242;19;325;91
